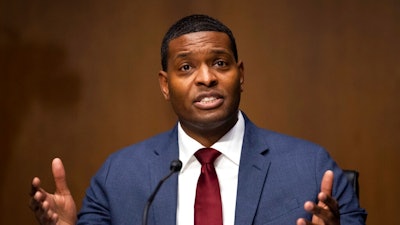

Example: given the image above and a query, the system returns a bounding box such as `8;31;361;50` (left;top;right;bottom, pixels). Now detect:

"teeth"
200;97;217;103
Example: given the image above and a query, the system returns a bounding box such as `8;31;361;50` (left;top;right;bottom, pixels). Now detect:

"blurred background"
1;0;399;224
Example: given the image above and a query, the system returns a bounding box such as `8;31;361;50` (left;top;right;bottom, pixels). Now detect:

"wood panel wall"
1;1;399;224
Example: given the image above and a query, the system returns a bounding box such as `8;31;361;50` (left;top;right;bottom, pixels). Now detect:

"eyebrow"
209;48;231;55
173;48;232;60
174;51;191;60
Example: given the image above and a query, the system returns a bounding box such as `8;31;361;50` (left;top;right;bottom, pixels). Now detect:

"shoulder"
241;114;337;173
93;125;178;174
89;126;178;181
109;126;178;161
244;115;325;153
243;114;340;177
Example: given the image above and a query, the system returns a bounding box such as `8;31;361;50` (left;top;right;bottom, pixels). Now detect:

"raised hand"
297;170;340;225
29;158;77;225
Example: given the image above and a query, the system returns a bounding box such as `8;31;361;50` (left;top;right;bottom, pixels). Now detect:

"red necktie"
194;148;223;225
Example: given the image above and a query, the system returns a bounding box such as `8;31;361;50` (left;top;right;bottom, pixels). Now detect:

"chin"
197;112;236;128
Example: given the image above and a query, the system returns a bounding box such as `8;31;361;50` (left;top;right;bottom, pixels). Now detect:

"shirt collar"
178;111;245;171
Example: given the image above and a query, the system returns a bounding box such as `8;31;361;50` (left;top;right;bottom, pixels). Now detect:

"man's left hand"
296;170;340;225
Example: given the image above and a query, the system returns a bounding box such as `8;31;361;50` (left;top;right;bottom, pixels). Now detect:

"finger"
38;208;50;225
39;209;53;225
319;192;334;207
51;212;59;222
305;201;326;219
33;191;44;203
29;189;45;212
305;199;339;223
30;177;41;196
46;207;54;220
29;197;41;211
39;201;58;225
32;201;51;224
319;192;340;218
296;218;314;225
304;201;325;218
320;170;334;197
30;184;38;197
44;208;58;225
52;158;70;195
304;201;313;210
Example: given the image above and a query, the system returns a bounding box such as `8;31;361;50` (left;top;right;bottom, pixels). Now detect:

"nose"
195;64;217;87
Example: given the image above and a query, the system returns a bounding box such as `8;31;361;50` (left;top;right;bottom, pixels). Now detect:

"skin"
29;158;76;225
158;31;244;147
297;170;340;225
30;31;340;225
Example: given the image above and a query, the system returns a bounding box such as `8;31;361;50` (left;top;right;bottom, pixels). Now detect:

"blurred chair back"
343;170;359;199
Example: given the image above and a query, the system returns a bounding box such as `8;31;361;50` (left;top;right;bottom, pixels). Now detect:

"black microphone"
142;159;182;225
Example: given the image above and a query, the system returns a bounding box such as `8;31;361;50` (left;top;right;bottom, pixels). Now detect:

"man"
30;14;367;225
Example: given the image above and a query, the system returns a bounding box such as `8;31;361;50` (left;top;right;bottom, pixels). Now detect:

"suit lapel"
146;118;271;225
149;126;180;225
234;119;271;225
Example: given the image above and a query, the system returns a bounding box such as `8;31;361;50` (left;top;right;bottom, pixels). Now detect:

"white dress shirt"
176;111;245;225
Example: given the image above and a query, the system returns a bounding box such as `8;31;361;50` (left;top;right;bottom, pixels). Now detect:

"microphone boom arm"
142;160;182;225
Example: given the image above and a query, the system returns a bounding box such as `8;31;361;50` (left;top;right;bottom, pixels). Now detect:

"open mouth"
200;96;218;103
194;95;224;109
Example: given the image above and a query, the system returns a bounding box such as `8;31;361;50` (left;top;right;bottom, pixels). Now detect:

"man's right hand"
29;158;77;225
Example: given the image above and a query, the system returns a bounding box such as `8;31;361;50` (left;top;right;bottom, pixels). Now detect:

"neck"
180;113;238;147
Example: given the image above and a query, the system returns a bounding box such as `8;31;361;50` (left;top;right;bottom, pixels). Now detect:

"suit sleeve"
315;148;367;224
77;158;112;225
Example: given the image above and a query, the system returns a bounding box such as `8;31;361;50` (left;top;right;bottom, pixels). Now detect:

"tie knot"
195;148;221;165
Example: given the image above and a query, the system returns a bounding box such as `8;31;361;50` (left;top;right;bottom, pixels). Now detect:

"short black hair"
161;14;238;71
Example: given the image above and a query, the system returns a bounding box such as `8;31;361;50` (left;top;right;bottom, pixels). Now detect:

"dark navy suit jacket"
78;115;367;225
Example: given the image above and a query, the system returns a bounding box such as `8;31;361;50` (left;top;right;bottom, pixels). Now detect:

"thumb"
321;170;334;196
52;158;70;195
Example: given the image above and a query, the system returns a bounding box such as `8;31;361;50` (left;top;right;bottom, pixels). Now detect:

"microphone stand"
142;160;182;225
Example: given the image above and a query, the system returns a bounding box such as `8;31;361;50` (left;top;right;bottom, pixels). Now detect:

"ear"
158;70;170;100
237;61;245;92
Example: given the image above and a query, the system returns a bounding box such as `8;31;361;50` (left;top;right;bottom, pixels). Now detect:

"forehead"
167;31;233;57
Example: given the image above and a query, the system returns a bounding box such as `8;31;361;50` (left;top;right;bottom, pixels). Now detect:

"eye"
214;60;228;67
180;64;191;71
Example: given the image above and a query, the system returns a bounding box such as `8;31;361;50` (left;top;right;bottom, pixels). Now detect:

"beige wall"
1;1;399;224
